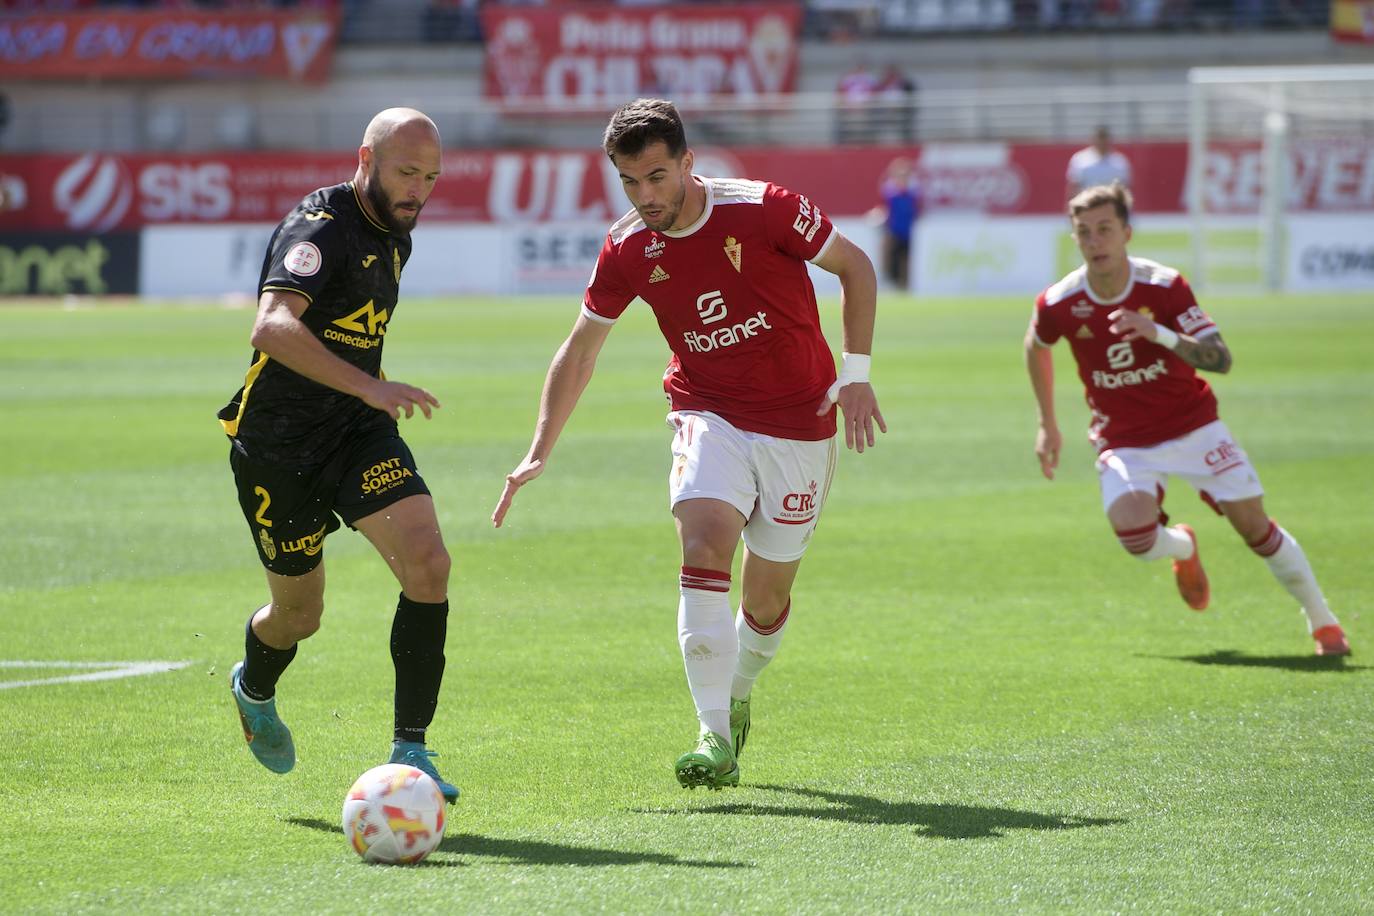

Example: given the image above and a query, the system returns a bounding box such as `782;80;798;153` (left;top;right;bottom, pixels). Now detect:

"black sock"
392;593;449;744
240;613;297;702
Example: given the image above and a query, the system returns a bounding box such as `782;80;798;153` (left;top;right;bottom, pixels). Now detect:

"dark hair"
1069;181;1132;225
602;98;687;161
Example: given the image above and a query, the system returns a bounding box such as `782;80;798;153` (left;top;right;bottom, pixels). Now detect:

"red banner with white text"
1;141;1371;233
480;4;803;104
0;8;342;82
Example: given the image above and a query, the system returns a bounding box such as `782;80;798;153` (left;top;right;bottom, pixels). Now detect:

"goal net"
1187;64;1374;291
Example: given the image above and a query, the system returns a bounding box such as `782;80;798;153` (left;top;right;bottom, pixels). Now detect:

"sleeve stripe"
260;285;314;305
580;303;616;325
807;227;838;264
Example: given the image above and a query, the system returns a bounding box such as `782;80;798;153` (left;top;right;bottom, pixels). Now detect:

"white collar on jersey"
1083;264;1136;306
661;176;714;239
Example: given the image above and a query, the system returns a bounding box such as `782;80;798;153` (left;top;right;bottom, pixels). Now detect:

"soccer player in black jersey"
219;108;459;801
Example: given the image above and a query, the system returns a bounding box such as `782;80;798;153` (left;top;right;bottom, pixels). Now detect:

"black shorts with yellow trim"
228;428;431;577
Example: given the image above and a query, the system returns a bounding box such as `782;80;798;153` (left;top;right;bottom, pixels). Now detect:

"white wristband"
1153;324;1180;350
825;352;871;403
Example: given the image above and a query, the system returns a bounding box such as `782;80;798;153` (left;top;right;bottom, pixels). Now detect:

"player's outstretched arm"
1108;309;1232;374
813;230;887;453
250;290;439;420
492;314;613;528
1024;326;1061;480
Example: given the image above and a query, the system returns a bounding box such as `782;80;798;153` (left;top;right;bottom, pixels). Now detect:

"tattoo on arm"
1173;332;1232;374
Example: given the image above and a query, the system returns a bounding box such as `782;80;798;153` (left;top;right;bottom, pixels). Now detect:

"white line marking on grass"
0;660;192;690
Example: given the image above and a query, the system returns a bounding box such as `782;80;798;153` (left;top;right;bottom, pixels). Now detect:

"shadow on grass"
1146;650;1368;673
286;817;749;869
634;785;1124;840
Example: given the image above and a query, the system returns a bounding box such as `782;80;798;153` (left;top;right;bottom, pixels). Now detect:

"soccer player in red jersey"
492;99;887;788
1025;182;1349;657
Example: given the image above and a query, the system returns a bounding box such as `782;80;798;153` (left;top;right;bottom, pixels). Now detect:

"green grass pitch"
1;290;1371;913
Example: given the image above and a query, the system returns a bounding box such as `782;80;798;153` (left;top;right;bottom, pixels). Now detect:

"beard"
637;176;687;231
366;166;422;234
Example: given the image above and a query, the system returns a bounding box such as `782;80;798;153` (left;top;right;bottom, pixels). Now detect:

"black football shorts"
228;429;431;576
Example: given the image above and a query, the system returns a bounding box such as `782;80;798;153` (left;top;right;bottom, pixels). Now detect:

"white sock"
1117;523;1194;562
732;602;791;701
1251;522;1339;632
678;566;737;739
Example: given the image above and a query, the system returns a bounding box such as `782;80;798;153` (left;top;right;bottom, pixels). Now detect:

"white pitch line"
0;660;192;690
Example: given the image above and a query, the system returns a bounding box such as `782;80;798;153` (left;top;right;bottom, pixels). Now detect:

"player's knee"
679;530;735;571
403;542;451;597
742;593;788;628
268;600;324;641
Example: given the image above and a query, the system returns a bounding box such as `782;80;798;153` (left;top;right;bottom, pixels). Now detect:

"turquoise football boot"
229;661;295;774
389;741;460;804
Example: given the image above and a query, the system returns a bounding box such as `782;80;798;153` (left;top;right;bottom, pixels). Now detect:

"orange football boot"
1312;625;1351;657
1171;524;1210;611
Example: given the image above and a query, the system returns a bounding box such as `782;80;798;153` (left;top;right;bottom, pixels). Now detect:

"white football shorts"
667;410;838;563
1096;419;1264;513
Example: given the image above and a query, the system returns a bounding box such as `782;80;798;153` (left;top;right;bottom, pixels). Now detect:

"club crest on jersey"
1071;300;1093;319
723;236;742;273
644;237;666;259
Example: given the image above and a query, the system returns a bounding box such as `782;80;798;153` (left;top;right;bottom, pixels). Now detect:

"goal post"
1186;64;1374;292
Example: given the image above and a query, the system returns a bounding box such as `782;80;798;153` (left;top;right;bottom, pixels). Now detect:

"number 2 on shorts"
253;486;273;527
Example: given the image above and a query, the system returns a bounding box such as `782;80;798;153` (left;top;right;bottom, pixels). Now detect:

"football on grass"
342;763;446;864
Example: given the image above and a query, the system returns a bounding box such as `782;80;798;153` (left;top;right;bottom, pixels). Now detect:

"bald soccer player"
218;109;460;801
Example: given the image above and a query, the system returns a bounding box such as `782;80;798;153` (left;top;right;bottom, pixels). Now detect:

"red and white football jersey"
583;177;839;441
1031;256;1220;450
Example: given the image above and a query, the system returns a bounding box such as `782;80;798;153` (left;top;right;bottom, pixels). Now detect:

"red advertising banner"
0;8;342;82
1331;0;1374;42
480;4;803;104
2;141;1370;233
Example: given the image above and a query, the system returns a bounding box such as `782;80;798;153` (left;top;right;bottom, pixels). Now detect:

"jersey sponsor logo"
362;254;377;268
682;311;774;354
644;237;665;259
695;290;728;325
360;457;415;495
280;523;328;557
1105;341;1134;369
1205;439;1245;474
1092;358;1168;389
284;241;322;277
1178;305;1211;334
303;211;334;222
774;480;819;525
333;299;390;336
1075;325;1094;339
649;265;670;284
724;235;742;272
792;196;822;243
1071;300;1093;319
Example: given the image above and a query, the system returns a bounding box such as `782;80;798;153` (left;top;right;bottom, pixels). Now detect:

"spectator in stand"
1065;125;1132;200
835;59;877;144
874;63;917;142
869;157;920;291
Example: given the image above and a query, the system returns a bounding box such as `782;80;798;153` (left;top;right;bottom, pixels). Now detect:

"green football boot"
674;729;739;790
729;696;751;758
389;741;460;804
229;661;295;774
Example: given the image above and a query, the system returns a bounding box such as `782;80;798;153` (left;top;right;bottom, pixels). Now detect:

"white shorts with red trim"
667;410;838;563
1096;419;1264;513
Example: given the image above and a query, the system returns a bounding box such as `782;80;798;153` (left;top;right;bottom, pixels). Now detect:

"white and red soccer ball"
341;764;446;864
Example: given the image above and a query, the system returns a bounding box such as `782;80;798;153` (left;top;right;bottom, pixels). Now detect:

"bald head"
362;107;441;156
355;108;442;234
